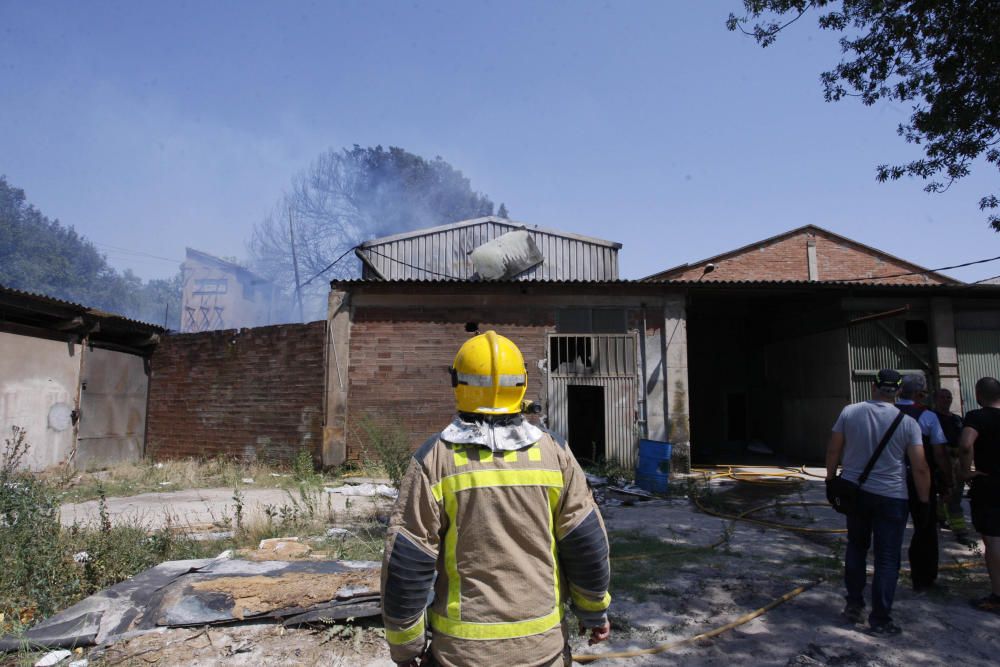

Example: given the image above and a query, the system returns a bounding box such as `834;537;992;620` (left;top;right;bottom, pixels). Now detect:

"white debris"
269;473;288;477
72;551;90;564
187;530;234;541
158;481;174;486
154;462;164;469
68;661;88;667
326;527;350;537
324;483;398;499
214;549;233;560
241;478;255;484
34;650;72;666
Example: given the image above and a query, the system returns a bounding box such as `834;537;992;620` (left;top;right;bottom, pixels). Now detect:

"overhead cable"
362;246;463;280
299;245;361;287
837;253;1000;282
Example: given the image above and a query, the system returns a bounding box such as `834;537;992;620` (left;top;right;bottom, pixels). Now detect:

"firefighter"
380;331;612;667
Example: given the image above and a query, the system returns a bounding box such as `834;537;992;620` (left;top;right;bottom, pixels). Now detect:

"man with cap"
380;330;612;666
896;374;952;590
826;369;930;635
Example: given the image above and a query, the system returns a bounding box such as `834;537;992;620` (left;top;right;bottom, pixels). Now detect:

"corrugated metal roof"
0;283;166;332
359;216;622;248
331;277;1000;293
356;217;621;281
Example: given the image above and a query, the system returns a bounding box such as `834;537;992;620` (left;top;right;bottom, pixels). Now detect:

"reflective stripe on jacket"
381;428;611;667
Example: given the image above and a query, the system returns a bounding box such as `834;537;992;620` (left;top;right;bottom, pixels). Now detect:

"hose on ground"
577;466;983;662
572;578;823;663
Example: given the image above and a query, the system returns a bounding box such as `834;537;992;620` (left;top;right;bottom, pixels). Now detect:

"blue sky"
1;0;997;282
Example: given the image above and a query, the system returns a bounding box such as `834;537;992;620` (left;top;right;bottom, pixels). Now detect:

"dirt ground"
59;472;1000;666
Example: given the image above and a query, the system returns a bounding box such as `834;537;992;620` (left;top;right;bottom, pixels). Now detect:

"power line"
92;242;184;264
363;246;463;280
299;245;361;287
837;253;1000;283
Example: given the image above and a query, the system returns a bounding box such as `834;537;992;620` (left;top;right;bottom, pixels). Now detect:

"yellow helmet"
451;331;527;415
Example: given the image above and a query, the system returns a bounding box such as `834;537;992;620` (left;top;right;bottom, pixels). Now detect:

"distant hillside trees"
0;175;181;326
249;145;496;320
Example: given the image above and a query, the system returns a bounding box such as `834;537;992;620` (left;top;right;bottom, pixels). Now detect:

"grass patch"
52;454;338;504
609;530;717;600
1;428;221;634
355;416;412;489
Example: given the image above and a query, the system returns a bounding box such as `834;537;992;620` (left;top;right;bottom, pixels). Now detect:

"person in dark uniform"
959;377;1000;614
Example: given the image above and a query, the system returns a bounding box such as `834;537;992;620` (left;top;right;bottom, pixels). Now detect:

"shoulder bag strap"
858;410;906;488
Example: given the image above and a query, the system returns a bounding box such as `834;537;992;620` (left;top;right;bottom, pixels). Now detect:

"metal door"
546;334;639;463
956;330;1000;414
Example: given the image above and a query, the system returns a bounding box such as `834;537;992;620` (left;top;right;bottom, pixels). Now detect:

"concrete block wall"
146;322;326;464
345;308;550;460
665;229;947;284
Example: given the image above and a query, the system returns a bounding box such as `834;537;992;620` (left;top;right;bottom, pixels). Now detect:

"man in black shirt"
959;377;1000;613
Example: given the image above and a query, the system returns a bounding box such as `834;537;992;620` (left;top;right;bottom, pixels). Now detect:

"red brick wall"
146;322;326;464
666;229;948;284
346;307;552;459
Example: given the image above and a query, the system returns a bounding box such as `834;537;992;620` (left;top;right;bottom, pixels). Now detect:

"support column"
930;297;960;401
663;296;691;472
323;289;351;466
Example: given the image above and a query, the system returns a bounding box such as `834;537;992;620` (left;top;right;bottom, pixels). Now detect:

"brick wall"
665;229;948;284
146;322;326;464
346;307;552;459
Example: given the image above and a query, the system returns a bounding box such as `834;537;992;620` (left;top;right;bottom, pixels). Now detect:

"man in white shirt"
827;369;930;635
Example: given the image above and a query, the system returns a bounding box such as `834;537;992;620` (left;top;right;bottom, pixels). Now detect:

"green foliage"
0;428;211;631
356;416;412;489
585;458;634;487
728;1;1000;229
293;448;320;484
1;428;81;626
250;145;497;319
0;175;182;324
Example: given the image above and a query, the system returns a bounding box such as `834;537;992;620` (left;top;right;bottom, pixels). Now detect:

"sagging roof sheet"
0;558;381;651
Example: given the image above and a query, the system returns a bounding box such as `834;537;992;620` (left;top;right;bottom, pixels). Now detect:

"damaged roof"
355;216;621;282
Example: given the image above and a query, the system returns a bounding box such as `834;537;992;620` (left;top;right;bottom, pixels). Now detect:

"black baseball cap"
874;369;903;391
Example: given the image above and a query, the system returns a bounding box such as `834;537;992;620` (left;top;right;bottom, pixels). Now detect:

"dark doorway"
567;385;605;463
726;392;747;441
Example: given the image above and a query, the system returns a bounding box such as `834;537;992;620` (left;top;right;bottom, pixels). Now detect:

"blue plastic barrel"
635;439;672;494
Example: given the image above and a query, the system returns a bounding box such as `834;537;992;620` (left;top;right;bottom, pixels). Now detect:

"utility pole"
288;206;305;322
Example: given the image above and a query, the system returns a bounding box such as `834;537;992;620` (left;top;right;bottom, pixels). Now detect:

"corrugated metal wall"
361;220;619;281
848;321;928;403
547;334;639;463
956;330;1000;415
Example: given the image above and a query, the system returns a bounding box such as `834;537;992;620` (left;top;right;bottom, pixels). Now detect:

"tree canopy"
249;145;496;318
728;1;1000;229
0;175;181;326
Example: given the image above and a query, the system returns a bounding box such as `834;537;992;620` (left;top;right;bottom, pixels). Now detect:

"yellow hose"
572;579;822;663
578;465;984;662
692;495;847;534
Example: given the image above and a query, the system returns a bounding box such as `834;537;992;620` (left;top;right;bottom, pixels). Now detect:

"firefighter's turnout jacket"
381;415;611;667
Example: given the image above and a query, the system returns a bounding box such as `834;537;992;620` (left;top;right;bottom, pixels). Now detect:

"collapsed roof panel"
470;229;545;280
0;559;381;652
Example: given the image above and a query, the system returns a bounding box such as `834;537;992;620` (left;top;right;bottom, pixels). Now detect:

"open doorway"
567;385;605;464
